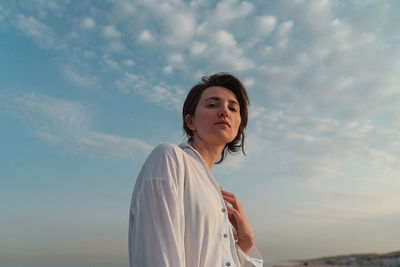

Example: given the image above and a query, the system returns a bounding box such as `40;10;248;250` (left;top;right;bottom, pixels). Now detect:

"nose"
218;105;230;118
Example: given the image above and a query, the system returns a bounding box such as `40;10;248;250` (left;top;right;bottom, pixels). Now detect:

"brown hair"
182;72;249;164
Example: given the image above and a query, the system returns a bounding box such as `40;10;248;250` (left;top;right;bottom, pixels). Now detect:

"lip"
215;120;230;127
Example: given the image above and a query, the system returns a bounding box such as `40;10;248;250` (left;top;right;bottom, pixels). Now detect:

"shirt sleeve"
236;243;264;267
231;222;263;267
129;178;185;267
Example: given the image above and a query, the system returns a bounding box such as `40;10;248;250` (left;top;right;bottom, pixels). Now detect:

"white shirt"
129;143;263;267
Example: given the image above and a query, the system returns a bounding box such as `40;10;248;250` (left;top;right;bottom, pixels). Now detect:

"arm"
221;189;263;267
129;144;185;267
129;178;185;267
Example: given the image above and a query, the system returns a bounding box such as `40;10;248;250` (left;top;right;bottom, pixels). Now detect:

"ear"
185;114;195;131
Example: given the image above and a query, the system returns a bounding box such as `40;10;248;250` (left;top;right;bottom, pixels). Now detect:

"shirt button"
226;262;231;266
221;207;226;212
223;234;228;238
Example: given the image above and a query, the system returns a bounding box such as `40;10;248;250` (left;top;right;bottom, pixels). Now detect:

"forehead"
200;86;238;102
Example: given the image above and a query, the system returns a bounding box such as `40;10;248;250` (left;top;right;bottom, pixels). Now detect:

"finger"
222;194;234;202
226;206;243;224
221;189;239;204
222;195;237;208
222;194;241;211
221;189;235;197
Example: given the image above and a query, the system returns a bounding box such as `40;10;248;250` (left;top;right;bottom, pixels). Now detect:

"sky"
1;0;400;266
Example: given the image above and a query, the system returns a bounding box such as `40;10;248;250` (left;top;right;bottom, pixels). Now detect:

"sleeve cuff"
236;243;264;267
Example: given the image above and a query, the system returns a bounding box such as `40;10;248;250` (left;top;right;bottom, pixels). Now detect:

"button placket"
220;205;233;267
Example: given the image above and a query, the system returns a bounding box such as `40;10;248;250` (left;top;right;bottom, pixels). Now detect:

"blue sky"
1;0;400;265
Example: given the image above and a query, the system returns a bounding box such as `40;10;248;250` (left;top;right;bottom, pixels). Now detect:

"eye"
207;103;217;108
229;106;238;112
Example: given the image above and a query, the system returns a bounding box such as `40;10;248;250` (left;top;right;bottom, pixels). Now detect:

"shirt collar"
179;142;222;191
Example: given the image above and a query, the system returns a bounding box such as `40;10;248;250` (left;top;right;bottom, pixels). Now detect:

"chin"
216;135;236;146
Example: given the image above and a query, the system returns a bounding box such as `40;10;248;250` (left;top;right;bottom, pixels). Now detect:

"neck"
190;138;225;170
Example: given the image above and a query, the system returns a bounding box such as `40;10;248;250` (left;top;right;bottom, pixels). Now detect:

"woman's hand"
221;189;255;254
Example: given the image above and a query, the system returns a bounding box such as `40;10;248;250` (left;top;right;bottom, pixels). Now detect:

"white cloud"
277;38;288;49
82;50;95;59
277;20;293;36
81;17;95;30
256;16;277;36
108;40;126;52
103;25;121;38
1;93;152;160
214;0;254;23
243;78;254;88
1;93;89;136
190;42;208;56
103;56;119;69
0;4;4;22
164;13;196;46
215;30;237;47
116;72;136;94
138;29;154;43
76;131;152;160
167;53;184;65
116;72;185;110
64;68;100;89
211;30;254;72
14;14;59;49
123;59;135;66
163;65;173;74
16;15;40;34
116;0;136;15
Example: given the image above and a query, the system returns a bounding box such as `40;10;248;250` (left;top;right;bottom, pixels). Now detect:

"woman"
129;73;263;267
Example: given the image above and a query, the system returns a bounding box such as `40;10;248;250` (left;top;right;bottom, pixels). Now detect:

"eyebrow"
204;96;239;106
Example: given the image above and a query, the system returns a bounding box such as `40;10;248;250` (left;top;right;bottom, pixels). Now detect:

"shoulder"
140;143;186;188
149;143;183;159
153;143;181;153
143;143;186;168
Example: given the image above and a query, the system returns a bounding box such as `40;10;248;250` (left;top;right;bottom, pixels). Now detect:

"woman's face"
186;86;241;147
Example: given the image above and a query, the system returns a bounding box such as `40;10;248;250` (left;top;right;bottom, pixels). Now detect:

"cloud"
164;13;196;46
0;4;4;22
190;42;208;56
130;2;196;47
123;59;135;66
64;68;100;89
13;14;59;49
215;30;237;47
108;40;126;52
81;17;95;30
214;0;254;24
163;65;173;75
116;0;136;15
8;0;400;182
1;93;152;160
210;30;255;72
138;29;154;43
167;53;184;65
75;131;152;160
103;25;121;38
256;16;277;36
2;92;89;135
116;72;185;109
277;20;293;36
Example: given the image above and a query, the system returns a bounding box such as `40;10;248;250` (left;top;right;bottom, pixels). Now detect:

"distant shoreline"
272;250;400;267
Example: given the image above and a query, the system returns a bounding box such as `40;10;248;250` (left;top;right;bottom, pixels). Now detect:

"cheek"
234;116;241;129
